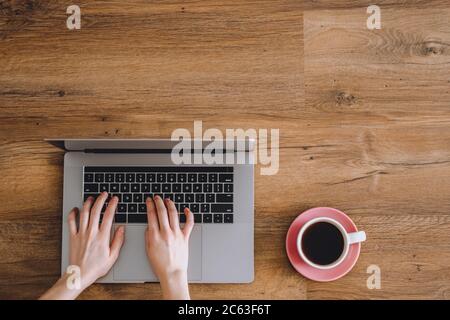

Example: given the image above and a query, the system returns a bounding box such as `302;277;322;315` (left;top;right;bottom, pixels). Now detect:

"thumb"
110;226;125;261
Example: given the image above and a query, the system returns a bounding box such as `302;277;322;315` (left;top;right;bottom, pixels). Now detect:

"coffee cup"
296;217;366;270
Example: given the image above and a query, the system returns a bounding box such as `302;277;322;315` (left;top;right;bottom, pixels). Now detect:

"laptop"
48;139;254;283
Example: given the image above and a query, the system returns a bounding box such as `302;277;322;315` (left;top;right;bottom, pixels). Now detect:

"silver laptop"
49;139;254;283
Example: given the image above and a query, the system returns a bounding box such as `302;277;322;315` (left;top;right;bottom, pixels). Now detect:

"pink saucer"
286;207;361;282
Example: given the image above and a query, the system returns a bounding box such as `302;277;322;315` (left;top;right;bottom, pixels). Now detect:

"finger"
182;207;194;238
100;196;118;233
68;207;78;236
165;198;180;231
79;196;94;232
145;228;152;254
89;192;108;231
146;197;159;232
153;196;170;231
109;226;125;262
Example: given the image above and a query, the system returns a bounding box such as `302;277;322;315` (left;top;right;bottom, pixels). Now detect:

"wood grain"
0;0;305;299
304;4;450;299
1;0;450;299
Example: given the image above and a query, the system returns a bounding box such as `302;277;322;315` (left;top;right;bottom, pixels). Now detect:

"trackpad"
114;225;202;282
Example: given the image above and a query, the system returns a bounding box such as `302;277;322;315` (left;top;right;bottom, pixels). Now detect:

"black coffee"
301;222;344;265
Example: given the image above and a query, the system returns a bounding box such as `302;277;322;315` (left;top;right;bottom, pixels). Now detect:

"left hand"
40;192;125;299
68;192;125;289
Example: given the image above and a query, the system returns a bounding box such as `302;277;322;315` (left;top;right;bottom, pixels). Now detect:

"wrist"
159;270;190;300
40;273;84;300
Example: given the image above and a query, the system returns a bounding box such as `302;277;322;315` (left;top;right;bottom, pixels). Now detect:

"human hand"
145;196;194;300
68;192;125;289
40;192;125;299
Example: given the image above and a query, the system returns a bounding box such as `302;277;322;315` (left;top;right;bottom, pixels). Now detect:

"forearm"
159;271;190;300
39;274;84;300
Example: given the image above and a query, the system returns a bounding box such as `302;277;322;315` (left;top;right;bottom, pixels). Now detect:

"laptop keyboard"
83;166;234;224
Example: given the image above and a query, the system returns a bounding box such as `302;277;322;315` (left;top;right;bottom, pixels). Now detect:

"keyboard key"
203;214;212;223
128;204;137;213
146;173;156;182
185;194;194;203
105;173;115;182
110;184;119;193
154;193;163;199
175;194;184;203
115;173;125;183
115;214;127;223
206;194;215;203
193;184;202;192
95;173;104;182
133;194;143;203
164;193;174;201
152;184;161;192
84;184;99;193
84;173;94;182
126;173;135;182
211;204;233;213
141;184;151;192
214;184;223;193
131;184;140;192
195;194;205;203
168;174;176;182
120;183;130;192
219;174;233;182
123;194;133;203
178;174;187;182
136;173;145;183
180;203;190;211
179;214;186;223
203;184;212;193
190;204;199;213
194;214;202;223
224;184;233;192
200;203;210;213
183;184;192;193
128;214;147;223
216;194;233;203
138;203;147;213
198;173;208;182
100;184;109;192
172;184;182;192
157;173;166;182
162;184;171;192
112;194;122;202
224;214;233;223
214;214;223;223
84;193;97;201
208;173;218;182
118;203;127;213
188;174;197;182
144;193;153;200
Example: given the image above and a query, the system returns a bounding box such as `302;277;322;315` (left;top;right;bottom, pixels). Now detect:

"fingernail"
119;226;125;234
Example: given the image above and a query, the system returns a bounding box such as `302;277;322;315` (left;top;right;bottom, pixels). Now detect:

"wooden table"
1;0;450;299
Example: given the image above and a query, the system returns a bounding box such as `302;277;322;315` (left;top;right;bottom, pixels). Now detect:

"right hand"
145;196;194;299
